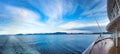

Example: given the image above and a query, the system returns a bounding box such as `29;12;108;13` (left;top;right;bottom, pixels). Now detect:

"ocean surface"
0;34;110;54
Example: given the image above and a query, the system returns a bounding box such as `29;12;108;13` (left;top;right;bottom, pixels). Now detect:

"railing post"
115;27;118;47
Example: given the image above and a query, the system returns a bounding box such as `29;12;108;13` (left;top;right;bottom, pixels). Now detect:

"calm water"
0;34;109;54
17;34;99;54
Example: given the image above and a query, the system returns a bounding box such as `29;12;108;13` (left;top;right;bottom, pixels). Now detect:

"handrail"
89;37;112;54
82;36;112;54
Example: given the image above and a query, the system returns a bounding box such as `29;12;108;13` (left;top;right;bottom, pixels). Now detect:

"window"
115;3;119;15
117;0;120;8
111;3;119;20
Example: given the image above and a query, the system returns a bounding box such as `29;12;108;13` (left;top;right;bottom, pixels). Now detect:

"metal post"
92;13;103;37
115;27;118;47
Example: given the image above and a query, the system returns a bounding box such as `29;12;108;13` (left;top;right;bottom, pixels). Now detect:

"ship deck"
83;37;120;54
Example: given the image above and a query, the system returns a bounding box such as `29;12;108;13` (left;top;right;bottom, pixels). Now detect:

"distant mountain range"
0;32;112;36
15;32;112;35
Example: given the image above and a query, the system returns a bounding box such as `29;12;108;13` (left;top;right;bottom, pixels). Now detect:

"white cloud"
27;0;78;26
81;0;107;16
59;21;86;29
0;5;46;34
0;0;109;34
6;6;44;26
57;29;91;33
26;0;63;25
57;0;108;33
59;17;109;32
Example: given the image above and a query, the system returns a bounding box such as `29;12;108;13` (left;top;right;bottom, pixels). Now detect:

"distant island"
15;32;112;36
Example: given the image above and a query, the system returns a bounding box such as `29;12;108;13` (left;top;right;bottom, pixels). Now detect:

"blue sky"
0;0;109;34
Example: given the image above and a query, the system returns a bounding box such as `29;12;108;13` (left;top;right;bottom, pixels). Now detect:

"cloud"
80;0;107;17
56;29;90;33
27;0;79;26
0;0;109;34
26;0;62;25
0;5;45;34
59;17;109;32
59;21;86;29
70;26;106;32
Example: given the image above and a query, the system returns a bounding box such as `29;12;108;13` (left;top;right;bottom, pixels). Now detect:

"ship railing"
82;35;112;54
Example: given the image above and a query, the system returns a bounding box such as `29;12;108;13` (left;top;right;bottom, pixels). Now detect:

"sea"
0;34;110;54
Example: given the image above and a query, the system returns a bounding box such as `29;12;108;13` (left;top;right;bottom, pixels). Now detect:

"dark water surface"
0;34;107;54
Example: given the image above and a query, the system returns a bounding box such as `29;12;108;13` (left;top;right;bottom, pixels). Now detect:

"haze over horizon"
0;0;109;34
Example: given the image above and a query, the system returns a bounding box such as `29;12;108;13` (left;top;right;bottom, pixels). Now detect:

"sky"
0;0;109;34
